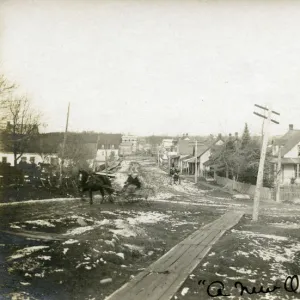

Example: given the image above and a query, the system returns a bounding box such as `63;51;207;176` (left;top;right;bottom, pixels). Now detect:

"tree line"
209;123;274;188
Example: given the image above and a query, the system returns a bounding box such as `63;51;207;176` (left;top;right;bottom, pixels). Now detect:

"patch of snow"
123;244;144;253
10;224;21;229
229;267;256;275
8;246;49;261
105;240;115;247
25;220;55;227
64;225;96;236
63;239;79;245
37;256;51;260
35;271;45;278
208;252;215;257
235;250;250;258
97;219;111;226
116;253;125;259
232;230;288;241
63;248;69;255
101;211;118;216
20;282;31;286
77;218;88;226
100;278;113;284
181;287;189;296
269;222;300;229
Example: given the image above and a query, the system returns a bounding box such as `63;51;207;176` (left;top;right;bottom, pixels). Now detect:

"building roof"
197;136;225;157
180;154;194;162
273;129;300;156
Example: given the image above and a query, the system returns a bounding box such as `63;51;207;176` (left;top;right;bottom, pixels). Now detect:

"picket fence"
215;176;274;201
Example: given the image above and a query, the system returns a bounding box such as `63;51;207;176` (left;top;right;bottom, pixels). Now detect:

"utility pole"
252;104;280;221
59;102;70;186
105;140;108;175
93;134;100;172
157;144;160;167
275;145;282;202
195;139;198;184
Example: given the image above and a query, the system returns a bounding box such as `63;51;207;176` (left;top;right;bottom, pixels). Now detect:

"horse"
78;170;114;205
173;172;181;185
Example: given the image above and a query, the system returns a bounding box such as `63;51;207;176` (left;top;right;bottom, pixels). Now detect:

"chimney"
218;133;222;139
102;145;104;149
289;124;294;130
235;132;238;138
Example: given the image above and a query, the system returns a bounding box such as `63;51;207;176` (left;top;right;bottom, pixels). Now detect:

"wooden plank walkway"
106;210;244;300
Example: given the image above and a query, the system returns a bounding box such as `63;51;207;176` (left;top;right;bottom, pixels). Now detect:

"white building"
96;144;119;162
121;135;137;152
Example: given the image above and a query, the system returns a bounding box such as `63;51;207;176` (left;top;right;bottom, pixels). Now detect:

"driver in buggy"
123;172;142;194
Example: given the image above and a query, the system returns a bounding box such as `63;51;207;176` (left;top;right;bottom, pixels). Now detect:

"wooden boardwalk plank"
106;210;244;300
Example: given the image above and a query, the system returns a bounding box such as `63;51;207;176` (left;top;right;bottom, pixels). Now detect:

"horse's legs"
89;190;93;205
106;189;114;203
99;188;105;204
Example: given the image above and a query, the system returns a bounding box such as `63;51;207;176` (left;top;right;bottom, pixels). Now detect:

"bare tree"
58;136;96;172
0;74;16;123
2;96;42;166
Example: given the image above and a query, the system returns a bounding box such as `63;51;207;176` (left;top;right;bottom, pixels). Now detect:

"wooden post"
59;102;70;186
157;145;160;167
275;146;282;202
195;140;198;184
105;141;108;175
93;135;100;172
252;106;272;221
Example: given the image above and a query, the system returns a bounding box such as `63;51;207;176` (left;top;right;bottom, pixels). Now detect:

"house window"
30;157;35;163
298;145;300;156
21;157;27;162
102;151;105;155
2;157;7;163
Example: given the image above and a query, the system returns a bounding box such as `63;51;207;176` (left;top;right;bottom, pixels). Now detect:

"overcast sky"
1;0;300;137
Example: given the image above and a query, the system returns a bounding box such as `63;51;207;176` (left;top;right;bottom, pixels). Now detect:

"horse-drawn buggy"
77;170;155;206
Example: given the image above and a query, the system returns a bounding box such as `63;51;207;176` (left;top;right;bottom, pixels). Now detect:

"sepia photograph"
1;0;300;299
